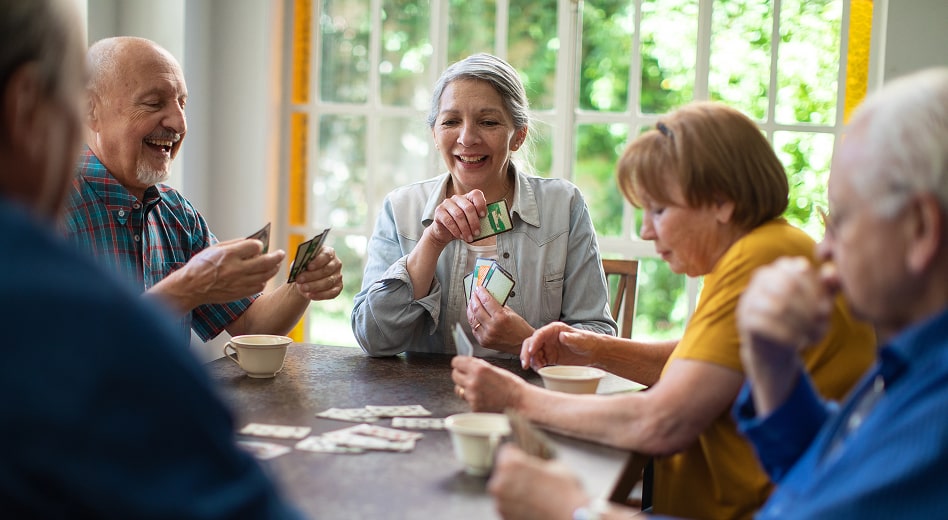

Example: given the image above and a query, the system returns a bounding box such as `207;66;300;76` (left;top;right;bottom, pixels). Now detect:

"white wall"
879;0;948;82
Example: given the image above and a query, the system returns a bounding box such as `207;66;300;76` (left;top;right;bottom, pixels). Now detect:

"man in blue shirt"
482;67;948;520
732;67;948;519
0;1;301;517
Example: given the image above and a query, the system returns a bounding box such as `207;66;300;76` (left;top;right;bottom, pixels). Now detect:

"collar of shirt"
420;163;541;229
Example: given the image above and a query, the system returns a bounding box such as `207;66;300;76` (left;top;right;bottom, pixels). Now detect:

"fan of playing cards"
288;227;331;283
464;257;516;306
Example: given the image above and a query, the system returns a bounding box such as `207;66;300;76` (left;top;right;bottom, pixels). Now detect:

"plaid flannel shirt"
63;148;255;341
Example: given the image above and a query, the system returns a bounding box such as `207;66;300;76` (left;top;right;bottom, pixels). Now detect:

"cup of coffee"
222;334;293;378
537;365;606;394
444;412;511;476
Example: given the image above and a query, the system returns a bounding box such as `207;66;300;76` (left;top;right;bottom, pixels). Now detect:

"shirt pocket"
541;270;565;322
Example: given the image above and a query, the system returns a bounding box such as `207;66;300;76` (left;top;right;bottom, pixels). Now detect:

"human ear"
3;63;45;160
86;90;101;131
714;197;736;224
904;193;943;274
510;126;528;151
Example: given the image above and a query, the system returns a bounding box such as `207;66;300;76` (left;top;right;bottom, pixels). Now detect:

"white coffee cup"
223;334;293;378
537;365;606;394
444;412;511;476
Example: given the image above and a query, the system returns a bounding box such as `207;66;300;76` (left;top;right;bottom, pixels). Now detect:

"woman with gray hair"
353;53;615;357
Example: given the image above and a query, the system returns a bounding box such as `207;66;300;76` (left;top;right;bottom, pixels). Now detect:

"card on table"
287;227;331;283
323;430;416;452
239;422;312;440
316;407;380;423
364;405;432;418
391;417;446;430
236;439;292;460
472;199;512;242
329;423;424;442
453;322;474;357
295;436;365;454
246;222;271;254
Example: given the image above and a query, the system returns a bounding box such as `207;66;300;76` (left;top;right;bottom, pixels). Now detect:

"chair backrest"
601;259;639;339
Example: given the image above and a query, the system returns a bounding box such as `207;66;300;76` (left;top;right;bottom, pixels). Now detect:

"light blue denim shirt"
351;167;617;357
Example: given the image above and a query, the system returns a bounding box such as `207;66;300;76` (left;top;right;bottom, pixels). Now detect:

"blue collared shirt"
735;308;948;518
351;167;617;356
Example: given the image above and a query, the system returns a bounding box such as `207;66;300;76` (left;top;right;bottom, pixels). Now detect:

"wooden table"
206;344;637;519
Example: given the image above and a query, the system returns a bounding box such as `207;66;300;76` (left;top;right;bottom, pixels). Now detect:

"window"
281;0;874;346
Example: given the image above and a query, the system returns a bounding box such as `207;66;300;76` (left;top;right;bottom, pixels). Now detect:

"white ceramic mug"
223;334;293;378
444;413;511;476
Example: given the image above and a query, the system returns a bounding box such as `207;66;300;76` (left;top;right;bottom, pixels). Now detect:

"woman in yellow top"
451;102;877;519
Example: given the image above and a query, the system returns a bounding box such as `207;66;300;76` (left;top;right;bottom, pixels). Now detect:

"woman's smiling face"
432;78;523;194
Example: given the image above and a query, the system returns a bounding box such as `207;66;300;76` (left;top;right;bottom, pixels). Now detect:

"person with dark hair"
353;53;616;357
64;36;343;344
0;1;300;516
453;102;875;519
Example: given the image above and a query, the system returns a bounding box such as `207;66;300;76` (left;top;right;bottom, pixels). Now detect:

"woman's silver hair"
426;53;530;132
849;67;948;215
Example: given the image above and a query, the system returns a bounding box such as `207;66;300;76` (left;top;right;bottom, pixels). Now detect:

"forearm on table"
594;338;677;387
227;284;308;336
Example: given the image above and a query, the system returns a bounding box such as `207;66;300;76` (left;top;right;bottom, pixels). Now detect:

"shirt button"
509;291;516;298
134;235;141;242
503;252;510;259
133;202;141;209
118;210;126;217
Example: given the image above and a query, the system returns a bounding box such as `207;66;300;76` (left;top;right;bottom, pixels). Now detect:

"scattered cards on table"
295;436;365;454
453;323;474;357
239;422;312;440
246;222;271;254
464;257;516;305
287;227;331;283
237;440;293;460
472;199;513;242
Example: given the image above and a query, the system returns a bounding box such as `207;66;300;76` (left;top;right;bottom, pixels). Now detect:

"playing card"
392;417;446;430
295;436;365;454
463;271;474;302
505;408;557;460
246;222;271;254
287;227;331;283
482;261;515;305
453;322;474;356
316;407;380;423
329;423;424;442
474;257;494;287
239;422;312;440
236;440;292;460
323;431;416;452
472;199;512;242
364;405;432;418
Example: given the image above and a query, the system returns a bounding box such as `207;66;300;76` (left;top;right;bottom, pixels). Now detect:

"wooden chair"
601;259;639;339
602;259;651;510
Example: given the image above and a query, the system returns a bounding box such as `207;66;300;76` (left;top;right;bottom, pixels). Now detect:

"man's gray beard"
137;166;170;186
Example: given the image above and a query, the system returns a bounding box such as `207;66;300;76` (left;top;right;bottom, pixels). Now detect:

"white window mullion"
552;0;582;181
495;0;509;59
835;0;852;132
694;0;713;101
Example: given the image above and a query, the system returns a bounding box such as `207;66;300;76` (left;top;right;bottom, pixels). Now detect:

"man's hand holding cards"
288;227;331;283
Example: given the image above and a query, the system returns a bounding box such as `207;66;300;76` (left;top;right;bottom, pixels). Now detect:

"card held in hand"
504;408;557;460
453;322;474;356
247;222;271;254
288;227;331;283
472;199;512;242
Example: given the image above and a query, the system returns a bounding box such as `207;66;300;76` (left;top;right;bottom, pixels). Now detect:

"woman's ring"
472;321;481;331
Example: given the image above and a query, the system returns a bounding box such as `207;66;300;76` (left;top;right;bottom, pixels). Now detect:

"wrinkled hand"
427;190;488;246
451;356;526;413
468;285;535;354
737;256;835;356
292;246;343;301
488;444;588;520
520;322;600;371
177;238;284;304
